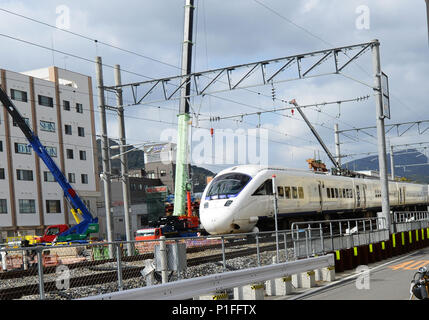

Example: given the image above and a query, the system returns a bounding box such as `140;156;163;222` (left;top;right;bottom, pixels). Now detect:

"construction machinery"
0;86;99;244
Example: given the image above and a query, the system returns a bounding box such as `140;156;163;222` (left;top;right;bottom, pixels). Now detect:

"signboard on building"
146;186;168;193
144;143;176;164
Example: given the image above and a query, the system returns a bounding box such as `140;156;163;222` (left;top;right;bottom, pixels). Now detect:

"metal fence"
291;217;390;258
393;211;429;233
0;212;428;300
0;232;293;300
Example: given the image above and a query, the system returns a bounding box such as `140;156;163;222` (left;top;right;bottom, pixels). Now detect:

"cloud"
0;0;427;174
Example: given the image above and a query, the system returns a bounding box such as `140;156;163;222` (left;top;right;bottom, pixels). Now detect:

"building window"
147;171;155;179
0;199;7;214
19;199;36;214
68;173;75;183
160;170;166;177
40;120;56;132
45;146;57;157
44;171;56;182
65;124;72;135
79;150;86;160
76;103;83;113
63;100;70;111
17;169;33;181
78;127;85;137
13;117;31;127
46;200;61;213
81;174;88;184
11;89;28;102
38;95;54;107
66;149;74;159
15;143;32;154
0;168;5;179
83;199;91;211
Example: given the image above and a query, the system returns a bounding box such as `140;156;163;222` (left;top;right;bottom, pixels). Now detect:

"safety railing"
291;217;390;258
0;231;296;300
81;254;335;300
1;212;428;300
393;211;429;233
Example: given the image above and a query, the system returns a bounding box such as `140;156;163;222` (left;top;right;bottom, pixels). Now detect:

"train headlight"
204;202;209;208
224;200;233;207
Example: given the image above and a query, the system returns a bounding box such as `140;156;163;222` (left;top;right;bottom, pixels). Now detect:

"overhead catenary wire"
0;5;397;168
0;9;380;142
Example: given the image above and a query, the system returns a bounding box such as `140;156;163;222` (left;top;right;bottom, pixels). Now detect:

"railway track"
0;236;286;300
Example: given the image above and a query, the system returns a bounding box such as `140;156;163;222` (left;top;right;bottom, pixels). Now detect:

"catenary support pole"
335;123;341;167
173;0;195;216
114;65;133;256
272;175;280;263
96;56;114;255
372;40;391;230
425;0;429;45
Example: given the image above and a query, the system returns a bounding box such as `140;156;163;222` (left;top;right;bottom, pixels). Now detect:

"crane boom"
0;86;98;241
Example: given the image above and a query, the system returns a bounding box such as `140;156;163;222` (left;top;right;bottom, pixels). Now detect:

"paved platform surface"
267;248;429;300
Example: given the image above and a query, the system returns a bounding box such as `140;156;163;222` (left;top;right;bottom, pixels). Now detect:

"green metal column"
173;0;194;216
173;113;190;216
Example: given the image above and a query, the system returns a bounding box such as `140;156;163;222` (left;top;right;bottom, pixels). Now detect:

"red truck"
39;225;71;243
135;216;201;241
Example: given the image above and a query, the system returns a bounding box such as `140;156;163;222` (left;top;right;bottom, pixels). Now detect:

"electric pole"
96;56;114;255
114;64;132;256
173;0;195;216
426;0;429;45
335;123;341;167
372;40;391;230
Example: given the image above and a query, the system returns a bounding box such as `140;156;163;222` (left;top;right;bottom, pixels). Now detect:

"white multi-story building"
0;66;100;240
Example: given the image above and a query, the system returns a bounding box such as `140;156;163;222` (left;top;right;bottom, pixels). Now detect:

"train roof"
213;165;428;186
215;165;322;177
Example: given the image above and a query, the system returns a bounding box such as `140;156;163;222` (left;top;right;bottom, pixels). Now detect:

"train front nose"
200;201;234;234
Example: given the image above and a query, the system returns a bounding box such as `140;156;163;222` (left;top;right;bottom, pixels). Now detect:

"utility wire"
0;7;181;71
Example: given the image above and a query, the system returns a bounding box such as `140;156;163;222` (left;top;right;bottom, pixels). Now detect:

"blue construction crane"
0;86;98;243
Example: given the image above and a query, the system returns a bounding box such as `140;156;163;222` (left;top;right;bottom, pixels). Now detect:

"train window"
298;187;304;199
285;187;291;199
339;188;343;198
252;179;273;196
292;187;298;199
327;188;331;198
334;188;338;198
277;186;284;198
343;189;346;198
206;173;252;199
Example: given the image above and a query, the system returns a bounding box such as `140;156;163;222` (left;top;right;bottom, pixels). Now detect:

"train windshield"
206;173;251;200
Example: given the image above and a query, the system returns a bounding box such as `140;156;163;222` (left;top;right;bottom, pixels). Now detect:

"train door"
399;187;403;205
362;185;367;209
356;185;361;208
402;186;406;204
318;181;323;212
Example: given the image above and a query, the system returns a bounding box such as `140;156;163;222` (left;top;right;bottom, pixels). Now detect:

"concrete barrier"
266;276;293;296
234;283;265;300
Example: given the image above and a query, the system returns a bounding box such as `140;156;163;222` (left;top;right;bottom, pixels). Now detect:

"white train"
199;165;429;235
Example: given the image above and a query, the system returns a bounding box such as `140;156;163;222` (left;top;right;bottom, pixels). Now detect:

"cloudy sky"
0;0;427;174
